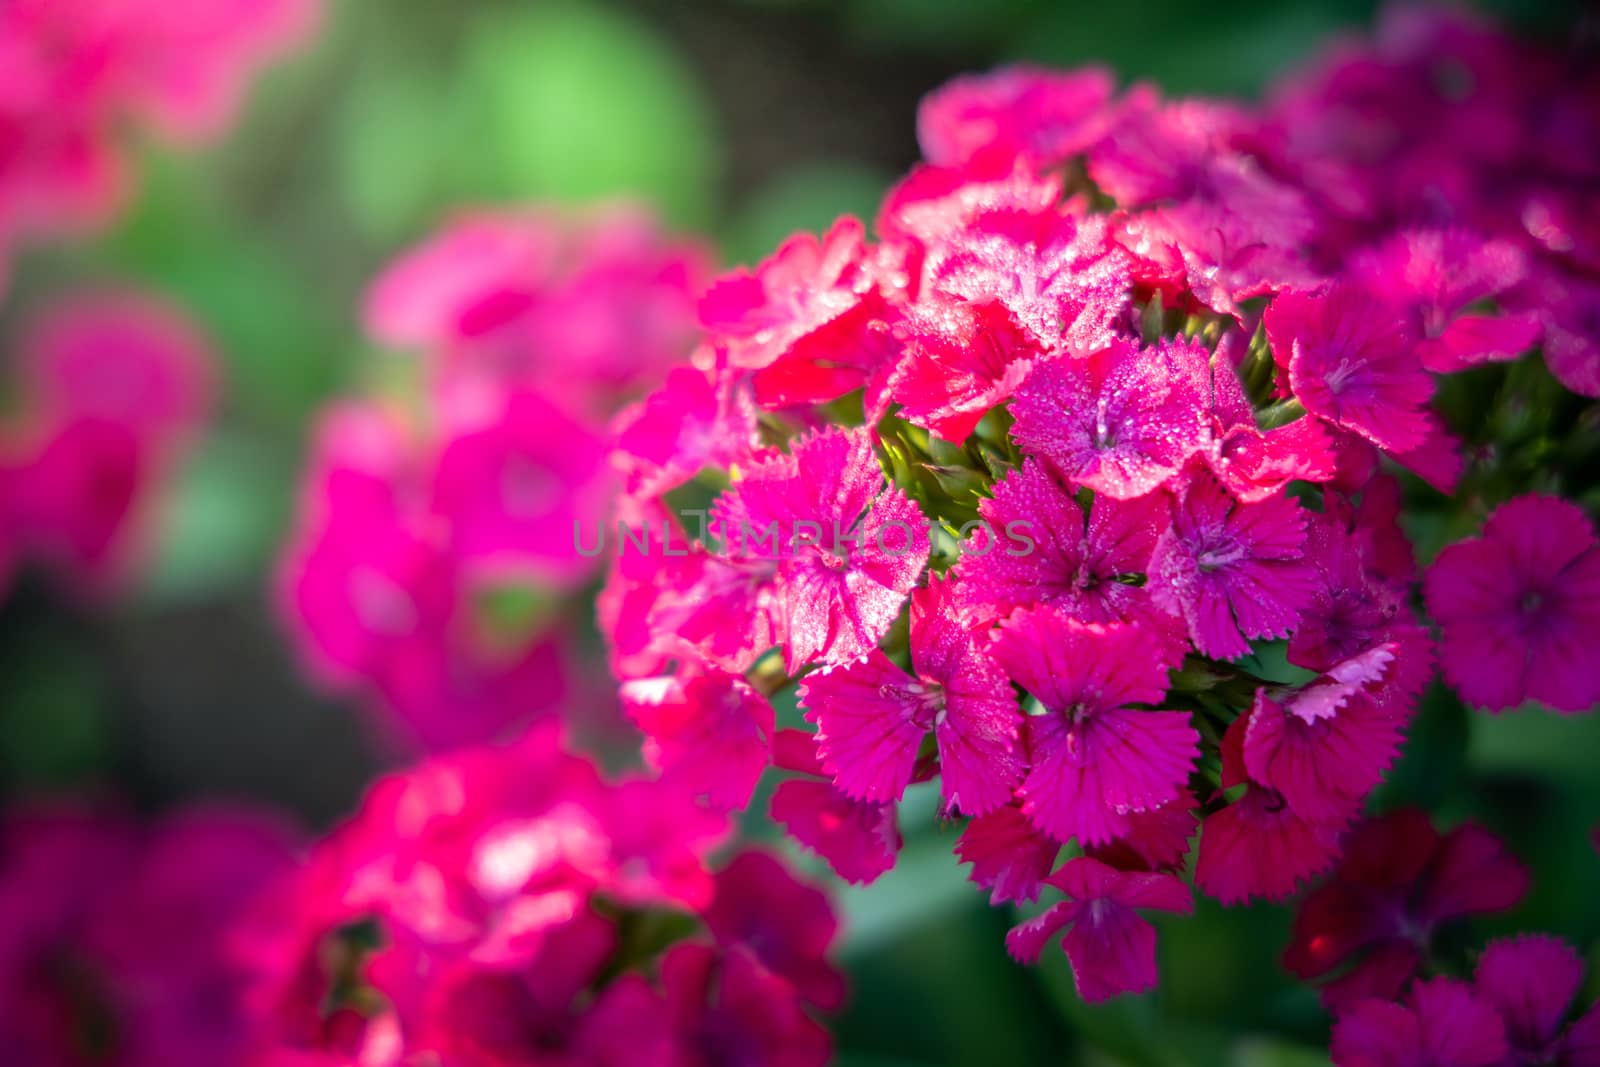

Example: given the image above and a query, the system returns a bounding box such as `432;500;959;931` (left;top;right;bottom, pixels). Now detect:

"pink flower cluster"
600;5;1599;1009
1293;811;1600;1067
278;209;708;751
0;290;214;598
0;800;299;1067
0;0;319;285
239;724;841;1067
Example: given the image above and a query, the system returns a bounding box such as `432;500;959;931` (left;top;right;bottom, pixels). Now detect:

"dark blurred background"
3;2;1596;1064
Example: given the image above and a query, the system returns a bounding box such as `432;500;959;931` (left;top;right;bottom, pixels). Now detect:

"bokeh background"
3;1;1596;1064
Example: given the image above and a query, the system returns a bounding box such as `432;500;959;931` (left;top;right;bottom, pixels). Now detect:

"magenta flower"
0;0;317;256
711;427;929;671
993;609;1196;846
366;208;707;411
1266;284;1433;455
1091;94;1315;248
2;418;147;594
699;216;889;407
1331;978;1509;1067
927;205;1129;356
1195;712;1343;905
364;210;558;352
620;663;775;811
951;458;1174;632
877;156;1062;247
658;943;832;1067
955;804;1061;905
1010;337;1208;500
276;403;454;691
1424;494;1600;714
916;64;1115;168
1286;810;1530;1012
886;299;1040;443
1082;793;1198;875
430;386;613;590
1005;856;1192;1003
611;360;760;497
705;851;846;1012
1474;936;1600;1066
1149;470;1316;660
1114;203;1323;319
1242;644;1407;825
0;290;216;596
20;291;213;442
1514;269;1600;399
800;576;1022;815
1350;228;1540;373
769;777;902;886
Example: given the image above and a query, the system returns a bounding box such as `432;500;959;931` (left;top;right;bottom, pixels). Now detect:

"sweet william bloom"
885;298;1040;443
1192;335;1337;502
992;610;1197;846
915;64;1116;168
430;385;613;590
1286;809;1530;1012
610;359;760;498
620;663;775;811
366;208;707;410
875;155;1062;249
711;427;929;671
1512;269;1600;399
1010;336;1210;500
1;418;148;594
1331;978;1508;1067
950;458;1175;634
240;726;840;1066
1349;229;1540;373
705;851;846;1012
1090;94;1315;249
1113;202;1323;319
659;943;832;1067
363;211;560;352
0;290;217;596
19;291;214;442
800;576;1022;815
1149;470;1316;661
276;403;454;691
1265;284;1433;455
1474;936;1600;1067
927;205;1129;357
955;804;1061;905
1005;856;1192;1003
1195;711;1343;905
1424;494;1600;714
698;216;888;407
1242;643;1407;825
1082;792;1198;875
768;737;903;887
0;0;317;258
